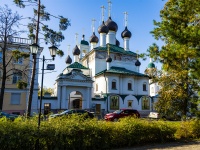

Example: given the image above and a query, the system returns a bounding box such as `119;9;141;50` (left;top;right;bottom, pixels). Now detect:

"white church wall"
120;77;135;95
123;95;140;110
95;58;107;74
94;76;107;95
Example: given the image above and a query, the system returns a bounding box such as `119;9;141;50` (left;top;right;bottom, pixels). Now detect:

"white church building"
33;2;156;116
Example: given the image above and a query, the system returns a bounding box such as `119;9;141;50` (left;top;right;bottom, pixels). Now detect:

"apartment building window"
12;72;22;84
143;82;147;91
13;57;23;64
111;79;117;89
96;84;98;91
11;93;21;105
128;81;132;90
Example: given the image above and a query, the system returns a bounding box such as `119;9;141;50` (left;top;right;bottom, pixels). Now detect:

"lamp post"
30;43;57;129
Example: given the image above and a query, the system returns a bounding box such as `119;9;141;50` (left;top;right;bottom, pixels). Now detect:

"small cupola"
65;55;72;64
121;26;132;38
105;17;118;32
98;21;109;34
135;59;141;66
73;45;80;55
90;32;99;43
106;56;112;63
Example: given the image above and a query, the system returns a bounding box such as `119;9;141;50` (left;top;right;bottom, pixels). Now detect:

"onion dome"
135;59;141;66
65;55;72;64
80;35;89;45
90;32;99;43
148;62;155;68
98;21;109;34
116;39;120;46
105;17;118;32
121;26;132;38
106;55;112;63
73;45;80;55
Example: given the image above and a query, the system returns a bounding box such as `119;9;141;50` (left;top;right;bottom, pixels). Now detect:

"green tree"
0;5;30;110
13;0;70;116
148;0;200;118
38;86;54;96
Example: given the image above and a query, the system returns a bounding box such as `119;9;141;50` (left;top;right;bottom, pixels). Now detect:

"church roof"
81;40;89;45
67;62;89;70
95;66;148;77
94;44;137;56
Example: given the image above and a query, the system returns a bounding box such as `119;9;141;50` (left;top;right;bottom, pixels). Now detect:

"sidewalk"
114;140;200;150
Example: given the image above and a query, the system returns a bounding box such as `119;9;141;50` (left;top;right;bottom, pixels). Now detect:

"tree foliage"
13;0;70;116
148;0;200;117
38;86;54;96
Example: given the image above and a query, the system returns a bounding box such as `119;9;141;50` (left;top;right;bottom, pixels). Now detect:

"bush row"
0;116;199;150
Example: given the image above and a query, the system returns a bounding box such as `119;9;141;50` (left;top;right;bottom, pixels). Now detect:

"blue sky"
0;0;166;88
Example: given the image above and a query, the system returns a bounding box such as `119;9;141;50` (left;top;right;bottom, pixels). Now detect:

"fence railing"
0;36;32;45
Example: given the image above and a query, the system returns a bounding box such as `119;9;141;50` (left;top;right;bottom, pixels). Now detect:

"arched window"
96;83;98;91
142;96;150;110
128;80;132;90
12;72;22;84
111;79;117;89
143;82;147;91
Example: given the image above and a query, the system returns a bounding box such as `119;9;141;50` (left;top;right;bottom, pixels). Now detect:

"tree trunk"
26;0;41;117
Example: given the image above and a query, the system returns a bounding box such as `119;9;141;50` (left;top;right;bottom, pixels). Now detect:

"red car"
104;109;140;121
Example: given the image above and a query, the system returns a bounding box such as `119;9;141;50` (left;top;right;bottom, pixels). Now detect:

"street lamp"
30;43;57;129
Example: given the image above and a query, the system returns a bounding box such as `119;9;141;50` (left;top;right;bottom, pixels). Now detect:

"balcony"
0;36;32;45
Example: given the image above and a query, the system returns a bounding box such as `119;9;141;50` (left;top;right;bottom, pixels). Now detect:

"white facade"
34;9;153;117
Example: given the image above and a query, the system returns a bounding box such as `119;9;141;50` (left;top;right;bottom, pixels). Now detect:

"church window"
151;87;154;93
112;79;117;89
96;84;98;91
142;96;150;110
128;81;132;90
143;82;147;91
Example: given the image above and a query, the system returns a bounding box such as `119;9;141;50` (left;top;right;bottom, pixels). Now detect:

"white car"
148;112;161;119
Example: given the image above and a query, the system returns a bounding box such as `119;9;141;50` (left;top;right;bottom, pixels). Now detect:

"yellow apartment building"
0;37;36;115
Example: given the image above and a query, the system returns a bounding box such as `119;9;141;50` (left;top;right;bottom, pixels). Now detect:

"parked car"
104;109;140;121
148;111;193;121
0;111;19;121
49;109;94;119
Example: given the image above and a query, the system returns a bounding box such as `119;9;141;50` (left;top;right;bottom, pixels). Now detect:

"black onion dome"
73;45;80;55
106;56;112;63
135;59;141;66
65;55;72;64
98;21;109;34
116;39;120;46
105;17;118;32
90;32;99;43
121;26;132;38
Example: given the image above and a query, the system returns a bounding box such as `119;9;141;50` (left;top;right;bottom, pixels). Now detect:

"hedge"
0;115;199;150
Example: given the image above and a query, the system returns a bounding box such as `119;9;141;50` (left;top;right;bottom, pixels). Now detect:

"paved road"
114;140;200;150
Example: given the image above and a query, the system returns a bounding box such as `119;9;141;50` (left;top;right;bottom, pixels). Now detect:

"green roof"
95;66;148;77
94;44;137;56
67;62;89;69
148;62;155;68
81;40;89;45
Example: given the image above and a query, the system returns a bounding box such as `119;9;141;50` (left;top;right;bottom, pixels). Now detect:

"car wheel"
113;118;118;122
